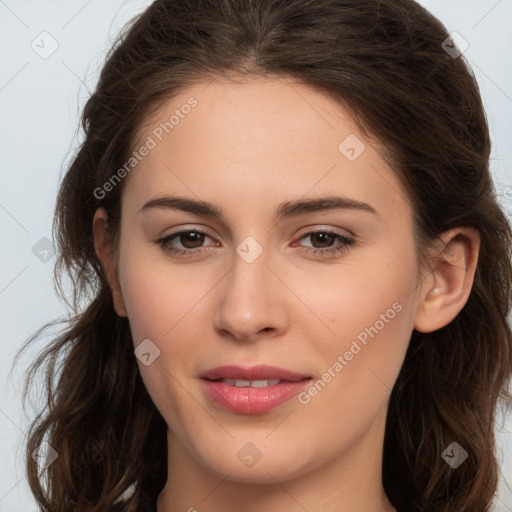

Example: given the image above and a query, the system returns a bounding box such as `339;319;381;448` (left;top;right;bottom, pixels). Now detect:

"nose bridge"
213;239;287;339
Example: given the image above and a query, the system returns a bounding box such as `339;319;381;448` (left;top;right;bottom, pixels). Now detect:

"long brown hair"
14;0;512;510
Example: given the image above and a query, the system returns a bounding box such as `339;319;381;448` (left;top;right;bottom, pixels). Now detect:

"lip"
199;364;309;382
199;365;311;414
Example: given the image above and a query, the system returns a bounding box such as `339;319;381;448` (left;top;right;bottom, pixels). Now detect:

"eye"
294;230;355;257
156;229;219;257
155;228;355;258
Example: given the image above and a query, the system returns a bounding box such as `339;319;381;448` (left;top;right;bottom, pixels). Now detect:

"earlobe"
92;207;128;317
414;228;480;333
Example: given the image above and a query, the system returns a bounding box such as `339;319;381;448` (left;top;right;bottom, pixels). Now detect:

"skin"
93;75;479;512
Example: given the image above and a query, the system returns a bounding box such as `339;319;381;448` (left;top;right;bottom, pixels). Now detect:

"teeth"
221;378;281;387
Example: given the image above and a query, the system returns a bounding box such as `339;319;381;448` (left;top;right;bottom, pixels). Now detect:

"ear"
92;207;127;317
414;227;480;333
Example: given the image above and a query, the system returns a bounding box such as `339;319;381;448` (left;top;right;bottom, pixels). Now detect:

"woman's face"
103;76;426;484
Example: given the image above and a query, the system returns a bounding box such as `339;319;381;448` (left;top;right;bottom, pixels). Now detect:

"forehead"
123;76;410;222
132;75;359;157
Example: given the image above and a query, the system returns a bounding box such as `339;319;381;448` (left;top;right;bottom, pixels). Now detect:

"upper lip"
200;364;310;382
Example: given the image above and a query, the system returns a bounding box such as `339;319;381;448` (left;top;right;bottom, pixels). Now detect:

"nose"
213;246;289;341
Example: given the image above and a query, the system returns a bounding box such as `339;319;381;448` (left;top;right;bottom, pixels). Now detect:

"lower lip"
201;379;311;414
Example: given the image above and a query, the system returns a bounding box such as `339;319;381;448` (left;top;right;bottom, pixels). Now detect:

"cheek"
117;235;209;345
291;243;418;411
117;247;208;429
288;241;418;345
119;266;174;344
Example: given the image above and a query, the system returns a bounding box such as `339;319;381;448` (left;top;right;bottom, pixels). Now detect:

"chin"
192;438;316;484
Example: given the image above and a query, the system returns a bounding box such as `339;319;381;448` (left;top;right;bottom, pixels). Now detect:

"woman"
17;0;512;511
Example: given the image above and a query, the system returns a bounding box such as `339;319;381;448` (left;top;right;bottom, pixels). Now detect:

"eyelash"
156;229;355;258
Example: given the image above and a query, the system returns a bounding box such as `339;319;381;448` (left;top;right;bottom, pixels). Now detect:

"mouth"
210;377;284;387
199;364;310;382
199;365;312;414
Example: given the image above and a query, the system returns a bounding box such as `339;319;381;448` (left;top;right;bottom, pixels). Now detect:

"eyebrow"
139;195;378;220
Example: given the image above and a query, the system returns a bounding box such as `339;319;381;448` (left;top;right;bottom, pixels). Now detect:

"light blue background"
0;1;511;510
